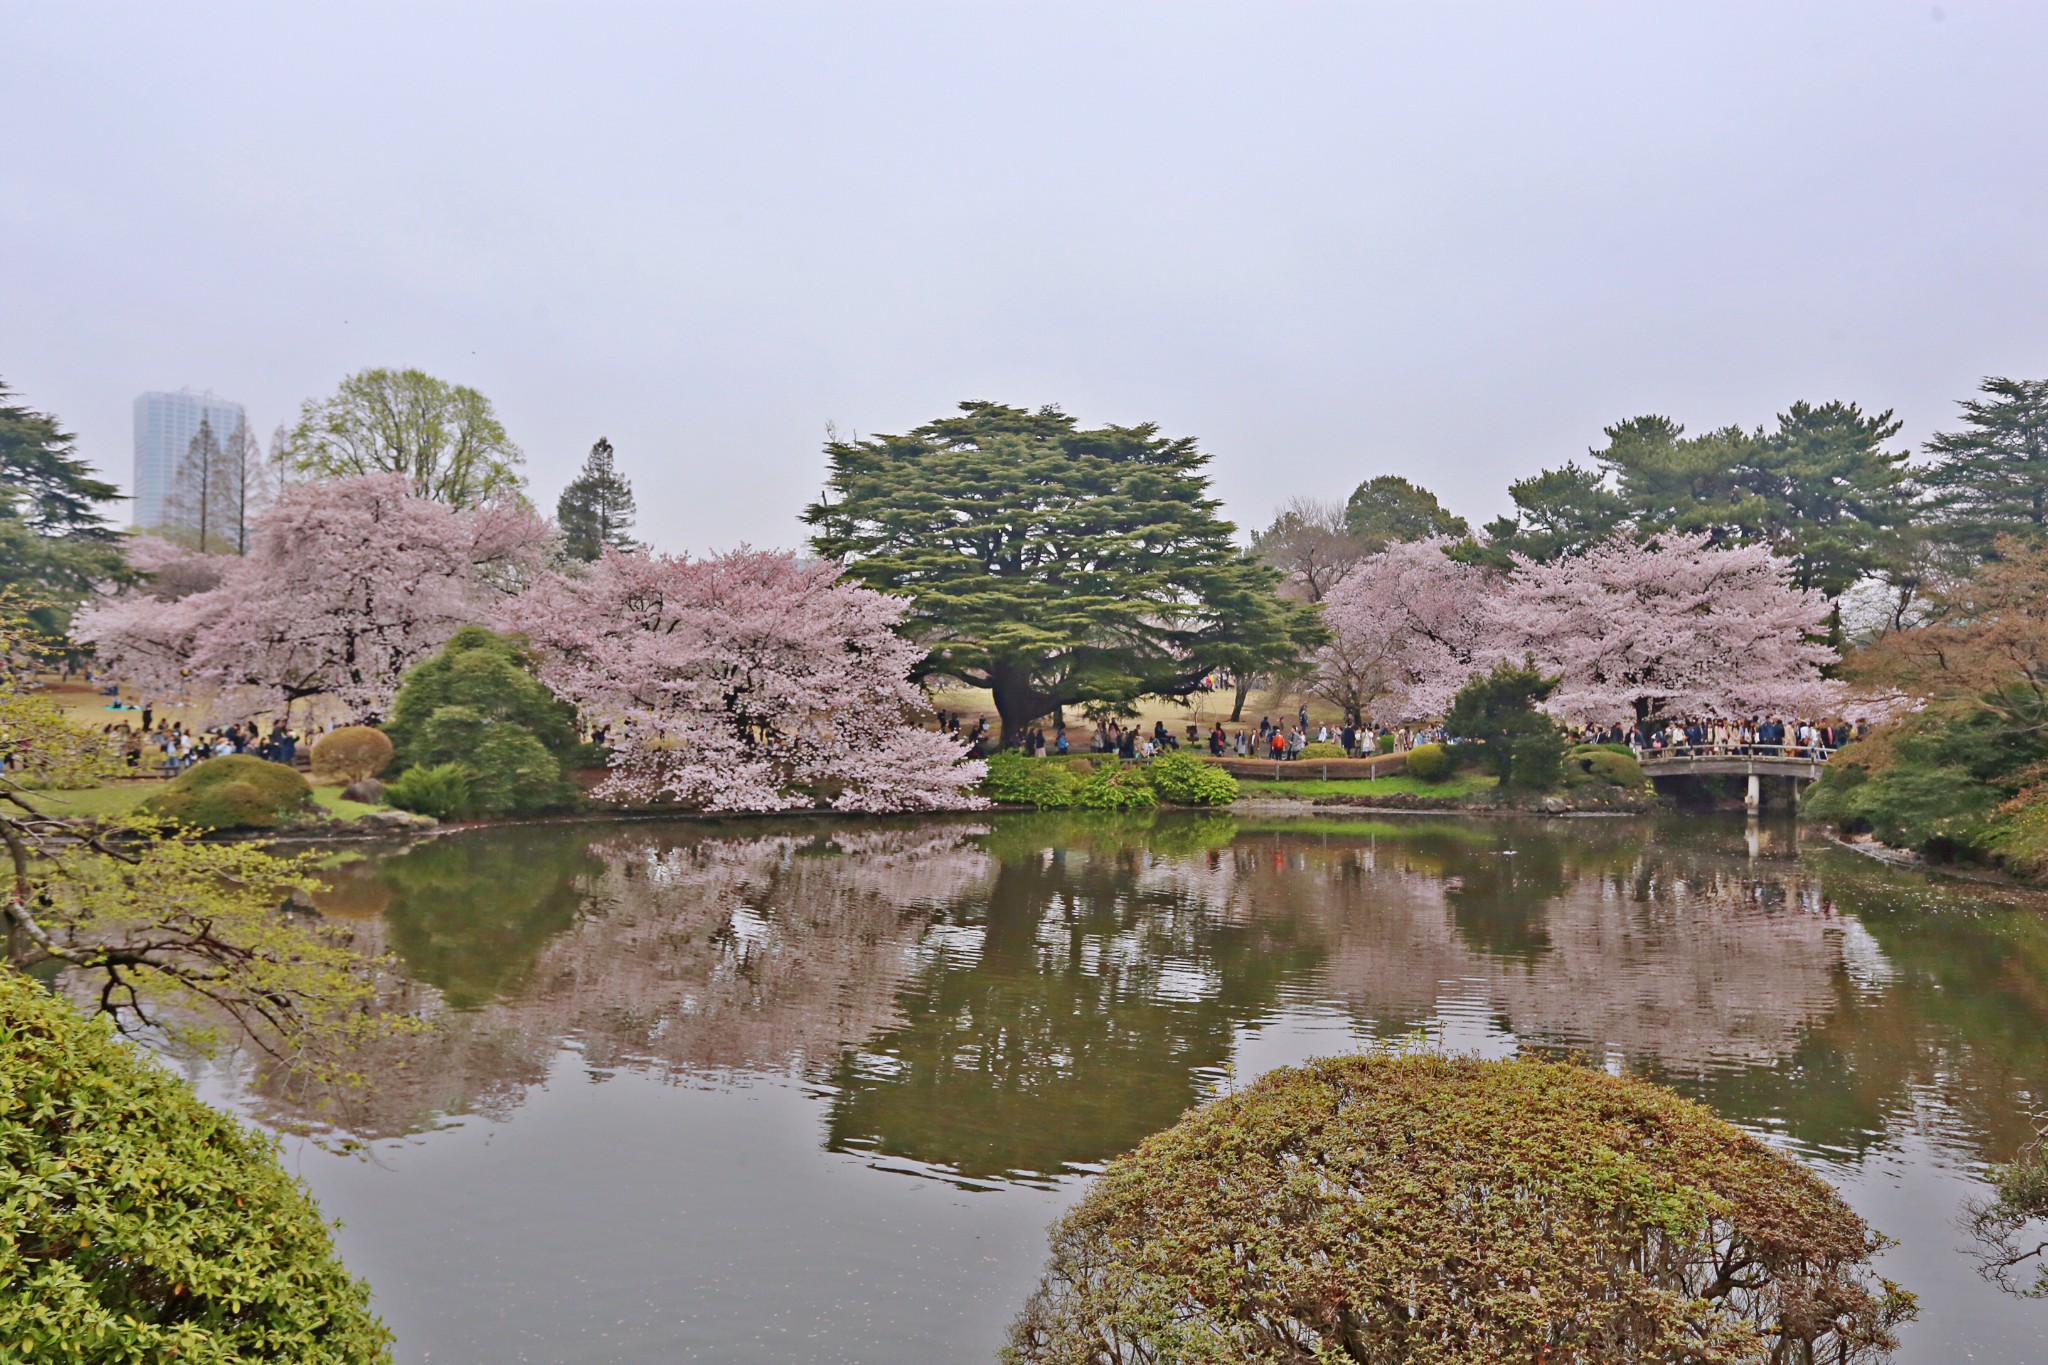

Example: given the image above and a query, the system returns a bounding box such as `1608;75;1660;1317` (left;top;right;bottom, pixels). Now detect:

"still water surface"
199;813;2048;1362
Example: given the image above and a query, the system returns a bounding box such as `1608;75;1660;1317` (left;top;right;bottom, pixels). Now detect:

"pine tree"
556;437;640;561
0;379;126;633
1924;376;2048;560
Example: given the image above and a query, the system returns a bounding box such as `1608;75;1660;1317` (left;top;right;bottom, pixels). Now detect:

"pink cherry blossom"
77;474;552;722
1311;538;1493;723
497;547;986;813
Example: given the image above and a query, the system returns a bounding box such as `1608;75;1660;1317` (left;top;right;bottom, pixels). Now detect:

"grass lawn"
310;787;385;821
14;780;385;823
1236;772;1500;801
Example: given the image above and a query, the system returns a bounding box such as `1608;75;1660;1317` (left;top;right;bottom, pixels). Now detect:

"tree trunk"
989;665;1043;749
1231;673;1254;723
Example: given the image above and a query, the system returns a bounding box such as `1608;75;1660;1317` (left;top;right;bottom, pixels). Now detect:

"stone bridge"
1637;745;1832;811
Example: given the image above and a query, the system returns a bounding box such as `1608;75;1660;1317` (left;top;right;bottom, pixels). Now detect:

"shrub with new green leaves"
1297;742;1346;760
0;967;391;1363
1403;742;1452;782
1376;733;1395;753
1005;1053;1913;1365
982;751;1082;809
1142;751;1238;807
309;726;394;784
1069;768;1158;812
383;763;476;821
143;754;312;831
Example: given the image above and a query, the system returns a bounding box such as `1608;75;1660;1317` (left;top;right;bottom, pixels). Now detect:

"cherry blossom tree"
1311;538;1493;722
1488;530;1839;724
498;548;985;813
77;475;551;722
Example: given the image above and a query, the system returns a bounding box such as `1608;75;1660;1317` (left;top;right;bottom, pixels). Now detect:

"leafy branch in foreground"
1969;1112;2048;1297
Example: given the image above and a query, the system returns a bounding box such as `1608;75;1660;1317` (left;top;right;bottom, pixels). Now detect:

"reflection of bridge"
1638;745;1832;812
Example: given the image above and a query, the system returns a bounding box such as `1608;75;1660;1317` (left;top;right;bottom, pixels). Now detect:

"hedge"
0;968;391;1363
143;755;312;831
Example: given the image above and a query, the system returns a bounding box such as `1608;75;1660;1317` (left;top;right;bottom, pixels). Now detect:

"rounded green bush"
0;968;392;1362
383;762;476;821
1376;733;1396;753
1569;744;1646;788
1143;751;1239;807
1297;742;1346;760
1005;1053;1913;1365
143;754;312;831
1069;770;1158;812
309;726;394;784
1403;742;1452;783
982;752;1083;810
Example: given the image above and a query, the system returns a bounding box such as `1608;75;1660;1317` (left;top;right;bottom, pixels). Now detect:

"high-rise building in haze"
132;388;246;530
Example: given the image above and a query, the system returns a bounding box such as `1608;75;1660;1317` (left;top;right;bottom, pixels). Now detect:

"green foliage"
1142;751;1238;806
1923;376;2048;560
287;367;524;507
1567;744;1647;788
1005;1052;1912;1365
385;627;580;814
1445;659;1567;790
982;751;1084;809
1472;460;1629;564
310;726;394;783
0;379;126;635
1404;742;1452;782
556;436;639;561
1970;1128;2048;1297
0;969;391;1363
383;763;477;822
1296;741;1345;759
144;755;312;831
1069;768;1158;812
1805;697;2048;868
1376;733;1395;753
803;401;1323;736
1342;474;1469;552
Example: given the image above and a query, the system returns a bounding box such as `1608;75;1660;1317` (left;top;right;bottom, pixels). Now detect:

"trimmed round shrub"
143;754;312;831
1404;742;1452;782
383;762;476;821
1297;742;1346;760
1569;744;1647;788
1143;751;1238;807
310;726;393;784
0;968;391;1362
1376;733;1396;753
1005;1053;1913;1365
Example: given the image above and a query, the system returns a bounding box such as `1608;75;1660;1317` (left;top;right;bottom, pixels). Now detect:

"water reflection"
273;812;2048;1190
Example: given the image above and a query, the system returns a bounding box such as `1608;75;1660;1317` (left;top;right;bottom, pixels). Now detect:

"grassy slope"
17;781;383;823
1236;772;1500;801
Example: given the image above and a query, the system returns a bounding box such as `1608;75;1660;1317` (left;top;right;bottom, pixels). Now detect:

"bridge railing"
1636;742;1834;764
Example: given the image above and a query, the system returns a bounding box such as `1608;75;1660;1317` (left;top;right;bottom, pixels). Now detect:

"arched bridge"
1637;744;1832;811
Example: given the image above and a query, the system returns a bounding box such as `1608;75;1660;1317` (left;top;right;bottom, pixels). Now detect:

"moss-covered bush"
142;754;313;831
1404;742;1452;783
1142;751;1238;806
309;726;393;784
383;762;477;821
1567;744;1646;788
0;968;391;1363
1005;1053;1913;1365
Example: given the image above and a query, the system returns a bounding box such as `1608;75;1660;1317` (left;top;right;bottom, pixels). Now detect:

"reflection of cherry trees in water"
249;814;2048;1187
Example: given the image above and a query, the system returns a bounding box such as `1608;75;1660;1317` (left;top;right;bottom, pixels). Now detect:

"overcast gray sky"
5;2;2044;552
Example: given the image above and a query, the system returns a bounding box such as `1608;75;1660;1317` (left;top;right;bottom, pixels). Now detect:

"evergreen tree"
804;401;1322;741
1924;376;2048;559
1474;461;1628;564
0;379;126;633
1342;474;1469;552
556;437;640;561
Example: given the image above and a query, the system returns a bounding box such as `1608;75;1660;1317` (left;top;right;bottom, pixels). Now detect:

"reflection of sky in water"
194;814;2048;1365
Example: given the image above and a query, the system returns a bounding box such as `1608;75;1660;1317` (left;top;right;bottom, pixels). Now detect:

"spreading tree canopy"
288;367;525;508
802;402;1321;739
1923;376;2048;559
556;436;640;561
1342;474;1469;552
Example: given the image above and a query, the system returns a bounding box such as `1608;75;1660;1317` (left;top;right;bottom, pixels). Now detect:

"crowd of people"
1593;717;1866;759
94;709;307;774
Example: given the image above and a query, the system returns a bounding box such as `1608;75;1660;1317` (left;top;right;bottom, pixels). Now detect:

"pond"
193;812;2048;1363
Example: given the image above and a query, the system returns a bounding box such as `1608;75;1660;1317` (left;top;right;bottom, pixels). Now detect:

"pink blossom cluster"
76;474;552;723
1315;531;1845;725
498;548;986;813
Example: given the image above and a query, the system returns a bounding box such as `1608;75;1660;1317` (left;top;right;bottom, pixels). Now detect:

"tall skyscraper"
132;389;247;530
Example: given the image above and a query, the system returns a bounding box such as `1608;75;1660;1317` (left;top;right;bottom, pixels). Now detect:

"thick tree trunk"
989;665;1044;749
1231;673;1253;723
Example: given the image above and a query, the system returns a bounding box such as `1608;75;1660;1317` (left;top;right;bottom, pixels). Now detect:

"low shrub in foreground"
1069;768;1158;812
1567;742;1647;789
1005;1053;1913;1364
0;968;391;1363
143;754;312;831
384;762;477;821
1296;741;1346;760
1403;742;1452;782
